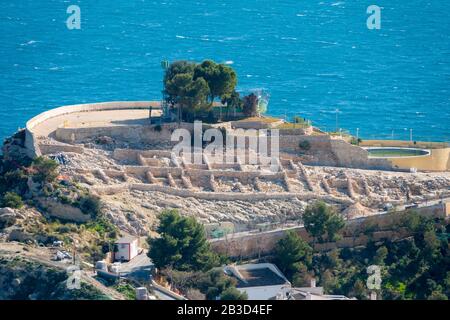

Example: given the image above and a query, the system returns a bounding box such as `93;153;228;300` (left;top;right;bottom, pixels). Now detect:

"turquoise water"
1;0;449;142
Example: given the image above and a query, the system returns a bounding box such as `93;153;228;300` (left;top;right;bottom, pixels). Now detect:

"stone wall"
210;203;446;258
37;198;91;223
39;144;85;155
278;127;313;136
113;148;173;162
55;124;176;145
92;182;353;204
278;135;393;170
329;139;393;170
210;204;445;259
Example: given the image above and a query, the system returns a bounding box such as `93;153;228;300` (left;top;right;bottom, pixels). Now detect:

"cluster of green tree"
0;155;58;208
163;60;259;122
161;268;247;300
303;201;346;245
273;208;449;300
147;210;247;300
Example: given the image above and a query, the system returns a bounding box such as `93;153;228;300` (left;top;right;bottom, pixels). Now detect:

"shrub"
220;287;247;300
86;217;117;239
31;157;59;184
77;195;101;218
1;192;24;208
350;137;362;145
303;201;345;243
298;140;311;151
1;169;29;196
114;283;136;300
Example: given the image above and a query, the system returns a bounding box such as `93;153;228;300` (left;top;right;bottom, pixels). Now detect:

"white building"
224;263;353;300
114;236;139;262
224;263;291;300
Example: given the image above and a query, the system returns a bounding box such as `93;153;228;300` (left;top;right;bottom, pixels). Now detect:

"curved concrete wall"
388;148;450;171
25;101;160;157
360;140;450;171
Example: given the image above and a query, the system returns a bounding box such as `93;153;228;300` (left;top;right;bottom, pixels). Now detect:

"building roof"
237;268;287;287
224;263;290;288
116;235;137;244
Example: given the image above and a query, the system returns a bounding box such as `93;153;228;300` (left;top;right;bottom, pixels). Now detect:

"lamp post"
161;60;170;123
335;108;339;132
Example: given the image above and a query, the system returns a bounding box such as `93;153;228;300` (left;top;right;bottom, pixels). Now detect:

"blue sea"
1;0;449;142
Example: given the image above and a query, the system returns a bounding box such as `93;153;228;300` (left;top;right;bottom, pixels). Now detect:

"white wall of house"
114;238;139;261
237;285;288;300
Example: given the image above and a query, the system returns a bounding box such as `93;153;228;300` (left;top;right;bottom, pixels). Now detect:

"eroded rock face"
0;207;45;243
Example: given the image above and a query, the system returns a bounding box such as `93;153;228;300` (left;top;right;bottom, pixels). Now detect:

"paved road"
117;251;176;300
119;251;154;281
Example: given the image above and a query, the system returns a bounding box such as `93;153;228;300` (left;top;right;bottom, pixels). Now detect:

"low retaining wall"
123;166;183;178
185;168;284;181
39;143;85;155
210;203;447;258
113;148;173;162
91;182;353;204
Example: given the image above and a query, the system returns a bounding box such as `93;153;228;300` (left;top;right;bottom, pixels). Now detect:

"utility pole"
160;60;170;123
72;238;77;265
356;128;359;140
410;128;413;142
